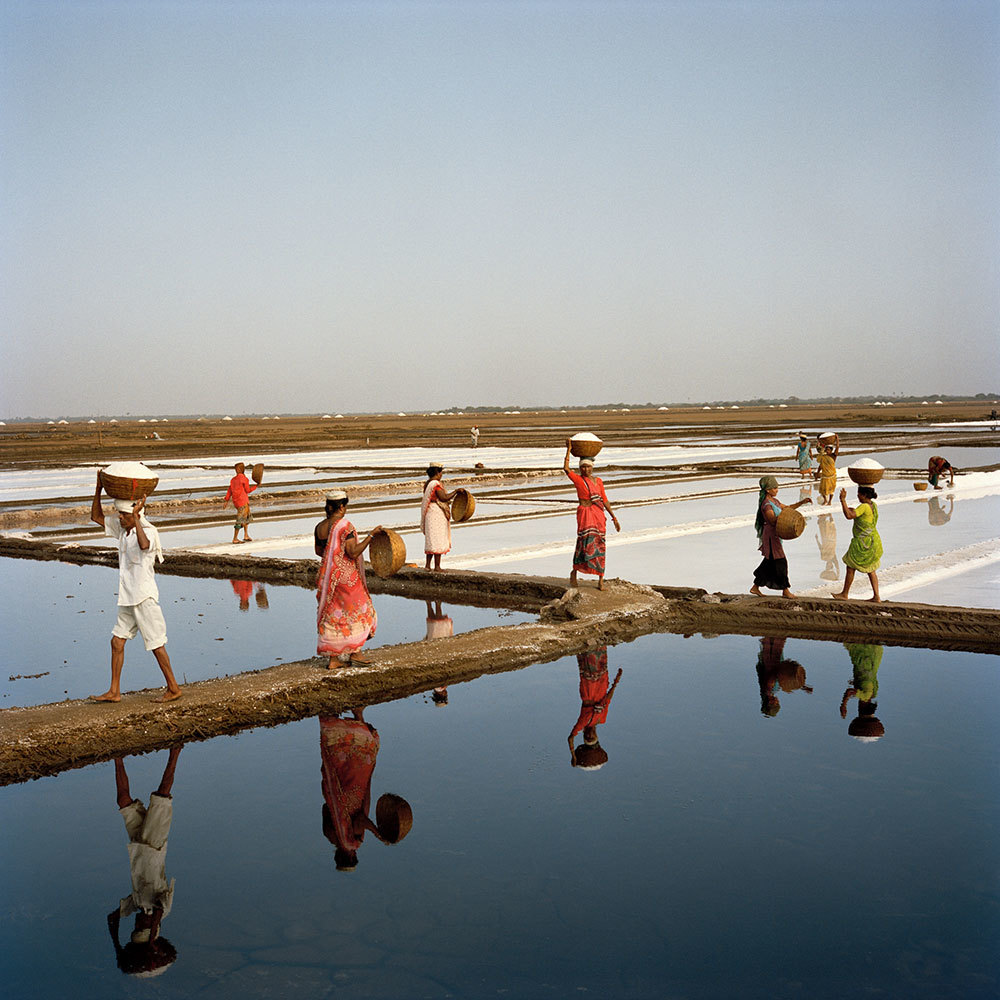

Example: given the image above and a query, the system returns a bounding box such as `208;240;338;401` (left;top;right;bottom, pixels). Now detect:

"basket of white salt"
569;432;603;459
99;461;159;500
847;458;884;486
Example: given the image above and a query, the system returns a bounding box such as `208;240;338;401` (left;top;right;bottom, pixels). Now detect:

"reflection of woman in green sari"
840;643;885;741
833;485;883;602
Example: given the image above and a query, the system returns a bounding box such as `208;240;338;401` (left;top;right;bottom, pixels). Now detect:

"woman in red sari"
563;438;621;589
319;710;413;871
314;491;381;668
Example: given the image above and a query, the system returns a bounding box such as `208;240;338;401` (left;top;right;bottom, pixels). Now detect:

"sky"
1;0;998;418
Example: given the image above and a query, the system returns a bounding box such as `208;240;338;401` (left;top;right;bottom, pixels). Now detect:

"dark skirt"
753;556;790;591
573;528;606;576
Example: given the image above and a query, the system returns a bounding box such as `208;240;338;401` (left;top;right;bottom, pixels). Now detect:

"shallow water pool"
1;632;997;998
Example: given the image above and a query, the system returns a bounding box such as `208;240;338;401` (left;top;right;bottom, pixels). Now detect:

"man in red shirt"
224;463;257;544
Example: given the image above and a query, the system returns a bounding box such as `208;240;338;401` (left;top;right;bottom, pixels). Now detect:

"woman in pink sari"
563;439;621;590
314;491;380;667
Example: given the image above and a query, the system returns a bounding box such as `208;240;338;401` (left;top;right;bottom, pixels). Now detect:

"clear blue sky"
2;0;998;417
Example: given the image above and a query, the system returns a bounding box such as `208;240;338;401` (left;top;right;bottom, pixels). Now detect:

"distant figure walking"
224;462;257;543
795;433;813;479
815;434;839;505
421;462;456;571
927;456;956;490
90;475;181;703
470;425;480;448
563;439;621;590
106;747;181;978
750;475;811;599
832;485;883;602
314;491;380;667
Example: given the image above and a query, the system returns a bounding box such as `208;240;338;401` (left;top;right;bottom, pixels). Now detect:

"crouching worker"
91;472;181;703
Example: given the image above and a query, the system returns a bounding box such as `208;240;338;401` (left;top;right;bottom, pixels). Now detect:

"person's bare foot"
867;596;882;603
153;689;182;703
749;585;762;596
91;691;121;703
244;536;253;542
831;592;848;600
781;590;796;599
597;580;604;591
233;538;243;544
349;653;371;665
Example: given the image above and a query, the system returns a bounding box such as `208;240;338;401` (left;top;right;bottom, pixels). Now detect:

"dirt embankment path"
2;535;998;786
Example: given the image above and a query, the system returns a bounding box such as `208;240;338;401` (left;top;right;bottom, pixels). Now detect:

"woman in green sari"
832;485;882;602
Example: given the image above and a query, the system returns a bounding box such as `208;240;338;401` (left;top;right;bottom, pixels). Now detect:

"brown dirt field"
1;400;993;468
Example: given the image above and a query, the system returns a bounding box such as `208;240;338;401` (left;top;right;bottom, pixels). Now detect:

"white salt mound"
848;458;884;470
103;461;156;479
570;432;602;442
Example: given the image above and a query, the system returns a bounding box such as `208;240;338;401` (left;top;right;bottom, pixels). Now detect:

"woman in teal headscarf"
750;475;812;598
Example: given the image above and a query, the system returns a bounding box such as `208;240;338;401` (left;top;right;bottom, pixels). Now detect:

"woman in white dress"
420;463;456;571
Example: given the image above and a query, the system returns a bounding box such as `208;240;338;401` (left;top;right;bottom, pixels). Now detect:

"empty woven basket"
775;507;805;540
251;462;264;484
452;489;476;522
368;528;406;578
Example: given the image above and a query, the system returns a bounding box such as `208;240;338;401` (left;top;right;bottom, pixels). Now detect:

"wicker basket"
99;469;159;500
848;466;884;486
775;507;805;540
251;462;264;484
913;481;928;491
569;436;603;459
368;528;406;578
375;793;413;843
452;488;476;522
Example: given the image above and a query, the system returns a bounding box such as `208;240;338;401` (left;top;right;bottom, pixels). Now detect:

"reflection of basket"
251;462;264;484
569;435;603;459
369;528;406;578
452;489;476;522
99;469;159;500
775;507;805;540
255;588;269;609
375;793;413;843
848;467;884;486
913;481;928;491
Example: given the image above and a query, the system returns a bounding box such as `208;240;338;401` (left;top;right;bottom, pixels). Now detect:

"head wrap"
755;476;780;540
579;458;595;467
325;490;348;502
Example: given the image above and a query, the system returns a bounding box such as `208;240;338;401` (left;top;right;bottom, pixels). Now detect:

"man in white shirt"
91;473;182;703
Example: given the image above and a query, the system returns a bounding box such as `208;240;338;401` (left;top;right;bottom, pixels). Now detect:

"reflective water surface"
2;632;997;999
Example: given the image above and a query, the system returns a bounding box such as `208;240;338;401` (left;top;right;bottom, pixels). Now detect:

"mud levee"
2;537;999;785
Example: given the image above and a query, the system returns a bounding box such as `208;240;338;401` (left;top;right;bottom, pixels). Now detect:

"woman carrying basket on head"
563;439;621;591
421;463;456;571
832;485;883;602
314;491;381;668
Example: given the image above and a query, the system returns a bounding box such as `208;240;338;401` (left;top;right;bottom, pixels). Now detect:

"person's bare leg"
781;588;796;598
114;757;132;808
150;646;182;702
570;570;578;589
425;554;433;570
232;531;240;544
832;568;855;600
156;745;181;797
597;575;604;591
93;636;127;702
433;554;442;571
749;584;762;596
867;572;881;602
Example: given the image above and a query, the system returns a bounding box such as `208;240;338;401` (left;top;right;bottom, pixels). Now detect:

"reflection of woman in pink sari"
319;711;413;871
314;491;380;668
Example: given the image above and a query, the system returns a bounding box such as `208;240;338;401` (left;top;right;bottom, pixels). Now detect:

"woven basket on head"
570;437;603;459
369;528;406;578
251;462;264;484
99;470;159;500
848;467;884;486
452;488;476;522
775;507;805;540
912;481;928;491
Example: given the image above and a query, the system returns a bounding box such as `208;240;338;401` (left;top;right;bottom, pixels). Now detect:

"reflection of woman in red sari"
562;440;621;590
314;492;381;668
568;647;623;770
319;712;412;870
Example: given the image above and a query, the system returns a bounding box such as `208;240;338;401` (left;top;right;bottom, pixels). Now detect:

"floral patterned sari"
316;518;376;656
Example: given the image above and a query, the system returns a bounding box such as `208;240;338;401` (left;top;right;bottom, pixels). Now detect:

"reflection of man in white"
90;473;181;703
106;747;181;978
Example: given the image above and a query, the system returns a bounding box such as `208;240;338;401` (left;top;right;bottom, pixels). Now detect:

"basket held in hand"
251;463;264;484
775;507;805;540
369;528;406;578
452;489;476;522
